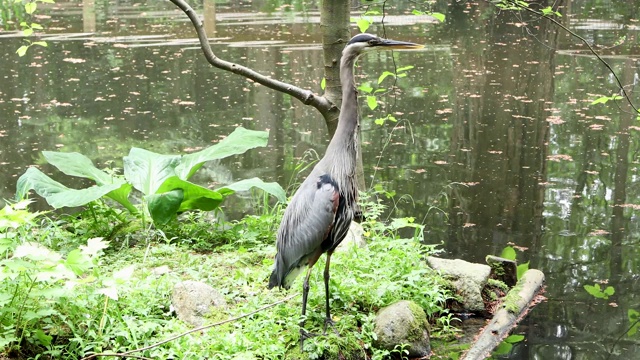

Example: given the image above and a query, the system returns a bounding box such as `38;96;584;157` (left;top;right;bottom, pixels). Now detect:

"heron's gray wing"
274;175;338;281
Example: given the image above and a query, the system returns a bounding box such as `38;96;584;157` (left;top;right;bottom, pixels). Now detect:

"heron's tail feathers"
268;261;303;290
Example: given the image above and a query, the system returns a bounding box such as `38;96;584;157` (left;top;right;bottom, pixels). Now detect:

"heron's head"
344;33;424;56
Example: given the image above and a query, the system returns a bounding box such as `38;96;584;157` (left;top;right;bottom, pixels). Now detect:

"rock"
335;221;366;251
171;280;226;326
426;257;492;312
374;300;431;357
485;255;518;287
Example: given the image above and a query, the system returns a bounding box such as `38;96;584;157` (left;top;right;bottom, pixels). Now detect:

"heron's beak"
376;39;424;50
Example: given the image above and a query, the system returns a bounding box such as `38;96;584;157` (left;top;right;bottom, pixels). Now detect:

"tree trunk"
320;0;350;137
320;1;365;191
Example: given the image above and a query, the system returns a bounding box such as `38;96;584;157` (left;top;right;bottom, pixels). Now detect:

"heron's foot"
299;328;318;350
323;317;340;336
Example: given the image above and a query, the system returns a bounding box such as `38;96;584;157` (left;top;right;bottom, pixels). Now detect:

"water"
1;0;639;358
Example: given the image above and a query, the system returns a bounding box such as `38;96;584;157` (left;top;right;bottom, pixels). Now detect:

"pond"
1;0;639;358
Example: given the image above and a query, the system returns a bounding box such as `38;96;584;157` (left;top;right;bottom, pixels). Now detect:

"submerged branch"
169;0;337;121
79;293;300;360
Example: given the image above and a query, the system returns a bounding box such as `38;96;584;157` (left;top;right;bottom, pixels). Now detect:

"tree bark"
320;0;350;136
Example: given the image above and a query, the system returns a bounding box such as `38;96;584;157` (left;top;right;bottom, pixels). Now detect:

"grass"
0;195;457;359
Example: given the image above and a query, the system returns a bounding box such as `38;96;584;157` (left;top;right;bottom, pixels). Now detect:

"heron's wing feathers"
271;174;339;286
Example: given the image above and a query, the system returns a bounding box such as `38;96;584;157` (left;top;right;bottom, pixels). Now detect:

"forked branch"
169;0;338;121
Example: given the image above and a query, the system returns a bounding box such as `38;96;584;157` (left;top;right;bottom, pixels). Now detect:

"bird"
268;33;424;349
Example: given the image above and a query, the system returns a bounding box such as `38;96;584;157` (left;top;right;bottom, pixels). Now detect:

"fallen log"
461;269;545;360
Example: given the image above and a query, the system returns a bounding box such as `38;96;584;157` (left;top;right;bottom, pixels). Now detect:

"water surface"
1;0;639;358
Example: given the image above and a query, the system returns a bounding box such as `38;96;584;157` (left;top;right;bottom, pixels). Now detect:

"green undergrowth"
0;195;455;359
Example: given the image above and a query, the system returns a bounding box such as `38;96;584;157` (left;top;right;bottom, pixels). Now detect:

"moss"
502;281;525;314
486;278;509;292
406;301;429;343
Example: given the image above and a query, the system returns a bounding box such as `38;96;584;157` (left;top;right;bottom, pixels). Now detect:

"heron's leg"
323;252;339;335
300;265;317;350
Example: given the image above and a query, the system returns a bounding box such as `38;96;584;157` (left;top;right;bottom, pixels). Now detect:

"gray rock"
374;300;431;357
171;280;226;326
426;257;492;312
335;221;366;251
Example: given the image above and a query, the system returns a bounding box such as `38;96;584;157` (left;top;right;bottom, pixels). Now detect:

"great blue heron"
268;33;423;348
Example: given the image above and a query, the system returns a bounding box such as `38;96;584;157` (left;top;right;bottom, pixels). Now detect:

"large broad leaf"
16;168;122;208
156;176;226;212
216;177;286;203
43;152;136;212
123;148;181;195
146;190;184;226
43;151;114;185
41;151;137;213
175;127;269;180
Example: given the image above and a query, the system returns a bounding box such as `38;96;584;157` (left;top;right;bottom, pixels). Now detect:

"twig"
80;293;299;360
503;0;639;114
606;317;640;360
168;0;336;121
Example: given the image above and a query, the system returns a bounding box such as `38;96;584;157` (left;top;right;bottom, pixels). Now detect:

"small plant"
0;199;112;355
500;246;529;280
16;127;285;226
493;334;525;356
583;283;615;300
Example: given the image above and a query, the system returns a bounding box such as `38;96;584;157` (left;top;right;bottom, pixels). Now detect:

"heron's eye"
368;39;377;46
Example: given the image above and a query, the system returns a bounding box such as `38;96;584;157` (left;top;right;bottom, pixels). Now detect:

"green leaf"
156;177;224;209
590;96;610;105
374;118;385;126
31;23;43;30
584;284;606;299
505;334;525;343
64;249;93;275
33;329;52;347
146;190;183;225
24;2;36;14
356;18;371;33
500;246;516;260
13;242;60;262
79;237;110;258
377;71;395;84
517;262;529;280
396;65;415;72
430;12;446;22
16;45;28;56
22;28;33;37
493;341;513;355
367;96;378;110
603;286;615;297
358;82;373;94
16;167;122;208
112;265;135;282
628;309;640;337
320;77;326;90
216;177;286;203
42;151;136;212
175;127;269;180
124;148;181;195
32;41;47;47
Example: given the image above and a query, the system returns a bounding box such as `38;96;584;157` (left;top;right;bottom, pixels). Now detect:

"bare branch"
169;0;338;121
79;293;299;360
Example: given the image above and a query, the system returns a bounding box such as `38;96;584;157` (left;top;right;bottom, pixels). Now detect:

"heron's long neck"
325;52;359;163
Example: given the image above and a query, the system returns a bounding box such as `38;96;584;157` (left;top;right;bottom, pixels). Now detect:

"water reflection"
1;0;640;359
